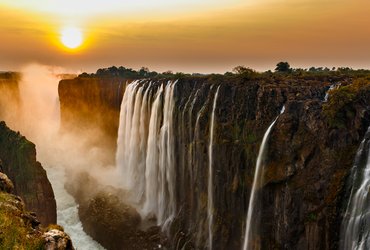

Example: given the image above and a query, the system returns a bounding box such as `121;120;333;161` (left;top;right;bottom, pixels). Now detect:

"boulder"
0;171;14;193
44;229;74;250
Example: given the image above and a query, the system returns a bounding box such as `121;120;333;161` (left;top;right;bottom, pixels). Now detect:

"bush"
323;79;370;128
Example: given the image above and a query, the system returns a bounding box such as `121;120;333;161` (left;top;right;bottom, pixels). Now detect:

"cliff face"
169;76;352;249
0;121;56;226
260;80;369;249
59;74;370;249
59;77;125;163
0;73;21;123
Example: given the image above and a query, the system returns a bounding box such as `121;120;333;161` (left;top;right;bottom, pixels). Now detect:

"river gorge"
0;66;369;249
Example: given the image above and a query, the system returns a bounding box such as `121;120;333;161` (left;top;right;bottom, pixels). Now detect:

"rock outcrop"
58;74;370;249
0;121;56;225
44;228;74;250
66;172;167;250
0;171;73;249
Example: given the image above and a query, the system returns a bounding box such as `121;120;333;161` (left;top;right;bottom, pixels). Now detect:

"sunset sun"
60;27;83;49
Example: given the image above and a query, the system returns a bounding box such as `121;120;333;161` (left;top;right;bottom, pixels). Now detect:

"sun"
60;27;83;49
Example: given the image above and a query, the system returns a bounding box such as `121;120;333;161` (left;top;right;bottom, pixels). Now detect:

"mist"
3;64;120;185
0;64;125;249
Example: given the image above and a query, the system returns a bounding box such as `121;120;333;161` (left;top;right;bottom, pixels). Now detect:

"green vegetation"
275;62;292;73
323;78;370;128
46;224;65;232
307;212;317;222
0;192;44;249
79;65;193;79
79;62;370;82
226;63;370;81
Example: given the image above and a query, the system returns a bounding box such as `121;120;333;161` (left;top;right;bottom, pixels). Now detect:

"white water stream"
243;106;285;250
46;167;105;250
340;127;370;250
207;86;221;250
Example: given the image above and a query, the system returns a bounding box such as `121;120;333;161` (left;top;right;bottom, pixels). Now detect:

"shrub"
323;78;370;128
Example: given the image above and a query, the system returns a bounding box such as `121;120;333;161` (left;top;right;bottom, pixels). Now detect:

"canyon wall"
0;121;57;225
59;77;125;163
59;74;370;249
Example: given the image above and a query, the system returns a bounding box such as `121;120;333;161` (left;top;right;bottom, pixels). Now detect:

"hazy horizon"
1;0;369;73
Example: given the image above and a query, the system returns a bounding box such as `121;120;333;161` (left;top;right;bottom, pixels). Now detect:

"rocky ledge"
0;171;73;249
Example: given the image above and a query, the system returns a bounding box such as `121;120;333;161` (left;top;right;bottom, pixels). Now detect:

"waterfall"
323;83;341;102
243;106;285;250
340;127;370;250
116;80;177;228
208;86;221;250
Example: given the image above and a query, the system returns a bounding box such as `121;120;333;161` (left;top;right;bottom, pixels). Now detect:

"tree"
275;62;291;73
232;65;256;75
139;67;150;77
162;70;173;75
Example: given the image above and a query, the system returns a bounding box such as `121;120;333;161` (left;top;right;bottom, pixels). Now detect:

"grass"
0;192;44;249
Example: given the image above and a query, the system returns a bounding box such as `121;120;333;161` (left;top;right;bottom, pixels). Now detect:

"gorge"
0;67;369;249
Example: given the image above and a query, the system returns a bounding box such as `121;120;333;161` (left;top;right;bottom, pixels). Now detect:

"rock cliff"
0;121;56;226
0;72;21;123
0;171;73;249
58;74;370;249
59;77;125;164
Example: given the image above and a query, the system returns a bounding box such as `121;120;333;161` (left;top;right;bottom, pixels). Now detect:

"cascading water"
116;80;177;228
208;86;221;250
323;83;341;102
243;106;285;250
340;127;370;250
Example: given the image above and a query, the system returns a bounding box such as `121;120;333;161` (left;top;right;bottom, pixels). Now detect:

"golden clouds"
0;1;369;72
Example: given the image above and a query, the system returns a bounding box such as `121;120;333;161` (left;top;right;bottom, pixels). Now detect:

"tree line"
78;62;370;79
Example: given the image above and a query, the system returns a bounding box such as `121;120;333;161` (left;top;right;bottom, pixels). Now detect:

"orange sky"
0;0;369;73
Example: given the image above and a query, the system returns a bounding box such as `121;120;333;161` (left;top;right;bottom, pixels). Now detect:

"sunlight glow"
1;0;236;17
61;27;83;49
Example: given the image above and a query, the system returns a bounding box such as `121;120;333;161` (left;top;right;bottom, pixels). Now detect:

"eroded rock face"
0;121;56;225
59;74;370;249
260;81;370;250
